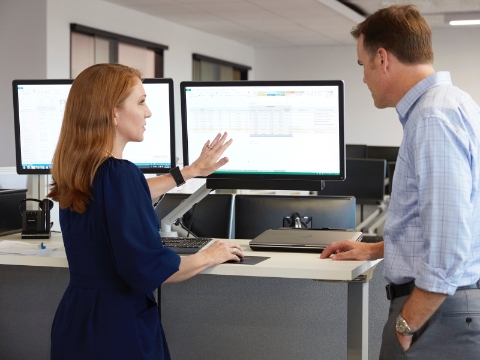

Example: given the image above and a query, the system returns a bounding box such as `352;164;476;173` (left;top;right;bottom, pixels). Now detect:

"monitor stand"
160;184;213;237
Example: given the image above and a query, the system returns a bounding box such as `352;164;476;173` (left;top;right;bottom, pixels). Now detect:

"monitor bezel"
13;79;73;175
12;78;176;175
180;80;346;186
142;78;176;174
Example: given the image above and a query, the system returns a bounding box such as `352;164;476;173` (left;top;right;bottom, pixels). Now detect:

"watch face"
396;315;413;335
397;321;407;332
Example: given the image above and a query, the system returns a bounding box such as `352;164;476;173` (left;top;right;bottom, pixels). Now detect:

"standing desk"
0;233;380;360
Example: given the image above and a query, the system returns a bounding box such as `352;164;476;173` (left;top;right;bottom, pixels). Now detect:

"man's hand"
320;240;384;260
396;332;413;352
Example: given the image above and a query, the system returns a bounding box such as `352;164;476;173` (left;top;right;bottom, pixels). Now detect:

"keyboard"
162;236;214;254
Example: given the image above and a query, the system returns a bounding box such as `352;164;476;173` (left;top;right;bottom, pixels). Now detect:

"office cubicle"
234;195;356;239
155;193;234;239
317;158;387;236
367;146;399;162
320;159;386;205
367;146;399;195
346;144;368;159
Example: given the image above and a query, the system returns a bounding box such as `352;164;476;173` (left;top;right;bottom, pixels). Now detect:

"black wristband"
169;166;185;187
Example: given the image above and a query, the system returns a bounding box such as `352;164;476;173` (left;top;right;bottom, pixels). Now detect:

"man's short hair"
351;5;434;65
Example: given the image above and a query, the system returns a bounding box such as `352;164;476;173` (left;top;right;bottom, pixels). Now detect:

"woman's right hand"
184;132;233;178
164;240;244;283
201;240;244;266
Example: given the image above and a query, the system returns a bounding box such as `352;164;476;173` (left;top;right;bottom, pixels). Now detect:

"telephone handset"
19;198;54;239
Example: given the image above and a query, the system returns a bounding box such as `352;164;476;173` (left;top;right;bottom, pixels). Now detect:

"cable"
175;203;198;238
176;218;198;238
153;193;166;209
185;203;197;237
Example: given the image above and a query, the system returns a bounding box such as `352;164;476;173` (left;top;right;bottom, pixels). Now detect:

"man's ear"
377;48;389;72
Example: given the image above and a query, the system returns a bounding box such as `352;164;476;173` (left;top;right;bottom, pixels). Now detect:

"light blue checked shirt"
384;72;480;295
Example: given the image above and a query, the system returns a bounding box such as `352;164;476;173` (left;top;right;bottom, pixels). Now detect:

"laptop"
249;228;363;253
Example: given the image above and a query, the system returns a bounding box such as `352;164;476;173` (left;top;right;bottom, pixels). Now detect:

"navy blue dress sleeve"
100;159;180;293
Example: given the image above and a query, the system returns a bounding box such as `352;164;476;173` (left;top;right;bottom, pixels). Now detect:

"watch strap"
169;166;185;187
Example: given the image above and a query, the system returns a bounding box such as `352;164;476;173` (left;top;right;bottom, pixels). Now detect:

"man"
321;5;480;359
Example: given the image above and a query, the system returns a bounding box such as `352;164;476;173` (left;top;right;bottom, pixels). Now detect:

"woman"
48;63;243;360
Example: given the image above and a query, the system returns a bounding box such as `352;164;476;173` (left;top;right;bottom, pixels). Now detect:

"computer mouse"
225;255;244;263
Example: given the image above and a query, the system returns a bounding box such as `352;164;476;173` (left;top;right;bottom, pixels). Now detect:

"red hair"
48;63;141;213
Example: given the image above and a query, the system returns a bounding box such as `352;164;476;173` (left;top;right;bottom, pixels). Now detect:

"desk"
0;233;381;360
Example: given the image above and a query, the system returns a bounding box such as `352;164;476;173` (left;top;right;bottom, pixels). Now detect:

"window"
192;54;251;81
70;24;167;78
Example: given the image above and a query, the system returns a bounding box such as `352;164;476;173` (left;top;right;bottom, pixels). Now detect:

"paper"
0;240;62;256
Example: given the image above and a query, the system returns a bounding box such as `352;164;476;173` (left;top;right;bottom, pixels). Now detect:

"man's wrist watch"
169;166;186;187
396;314;415;336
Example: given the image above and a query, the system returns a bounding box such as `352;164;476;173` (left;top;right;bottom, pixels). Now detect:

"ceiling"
102;0;480;47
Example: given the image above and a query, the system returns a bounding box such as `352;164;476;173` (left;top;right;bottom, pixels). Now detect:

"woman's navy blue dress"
51;158;181;360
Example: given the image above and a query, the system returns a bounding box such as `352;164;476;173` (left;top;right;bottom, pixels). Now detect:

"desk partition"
234;195;356;239
155;193;234;238
346;144;368;159
319;159;386;205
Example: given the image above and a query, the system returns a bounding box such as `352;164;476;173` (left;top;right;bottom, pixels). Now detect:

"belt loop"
385;284;392;301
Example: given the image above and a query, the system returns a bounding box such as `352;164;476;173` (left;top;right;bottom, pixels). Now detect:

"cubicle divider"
319;158;388;236
367;145;399;163
234;195;356;239
320;159;386;205
346;144;368;159
154;159;389;239
155;193;234;239
155;193;357;240
346;144;399;196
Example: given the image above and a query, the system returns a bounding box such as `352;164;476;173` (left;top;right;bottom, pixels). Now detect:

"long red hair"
48;63;141;213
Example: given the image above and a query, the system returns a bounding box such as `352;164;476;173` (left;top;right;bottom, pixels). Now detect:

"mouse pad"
225;256;270;265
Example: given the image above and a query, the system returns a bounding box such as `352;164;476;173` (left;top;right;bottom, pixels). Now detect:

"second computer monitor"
181;80;345;191
12;78;175;174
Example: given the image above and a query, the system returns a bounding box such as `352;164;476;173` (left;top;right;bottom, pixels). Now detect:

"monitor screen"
181;80;345;190
12;78;175;174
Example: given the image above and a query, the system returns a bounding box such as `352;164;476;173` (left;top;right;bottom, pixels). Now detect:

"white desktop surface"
0;233;67;267
0;232;379;360
0;232;378;282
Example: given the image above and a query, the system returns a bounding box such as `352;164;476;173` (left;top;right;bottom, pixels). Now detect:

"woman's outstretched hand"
187;132;233;177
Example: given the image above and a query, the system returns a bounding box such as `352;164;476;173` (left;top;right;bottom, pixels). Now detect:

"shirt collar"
396;71;452;126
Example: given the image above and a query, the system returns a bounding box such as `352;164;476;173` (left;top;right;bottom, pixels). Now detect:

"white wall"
1;0;254;227
0;0;255;168
46;0;255;159
0;0;47;168
254;25;480;147
3;1;480;201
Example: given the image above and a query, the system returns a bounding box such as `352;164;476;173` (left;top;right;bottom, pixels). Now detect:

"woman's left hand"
187;132;233;177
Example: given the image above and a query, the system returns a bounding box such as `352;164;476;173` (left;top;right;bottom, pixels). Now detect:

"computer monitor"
319;158;386;204
12;78;175;174
180;80;345;191
367;146;399;163
346;144;368;159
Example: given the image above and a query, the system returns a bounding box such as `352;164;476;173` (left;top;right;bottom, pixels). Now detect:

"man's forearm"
401;286;447;331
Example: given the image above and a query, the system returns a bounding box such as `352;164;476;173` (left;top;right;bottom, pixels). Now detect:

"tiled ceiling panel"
102;0;480;47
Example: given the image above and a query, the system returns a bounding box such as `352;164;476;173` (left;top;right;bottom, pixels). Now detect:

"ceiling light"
449;20;480;26
445;12;480;26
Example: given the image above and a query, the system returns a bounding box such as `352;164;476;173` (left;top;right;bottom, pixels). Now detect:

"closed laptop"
249;228;363;252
